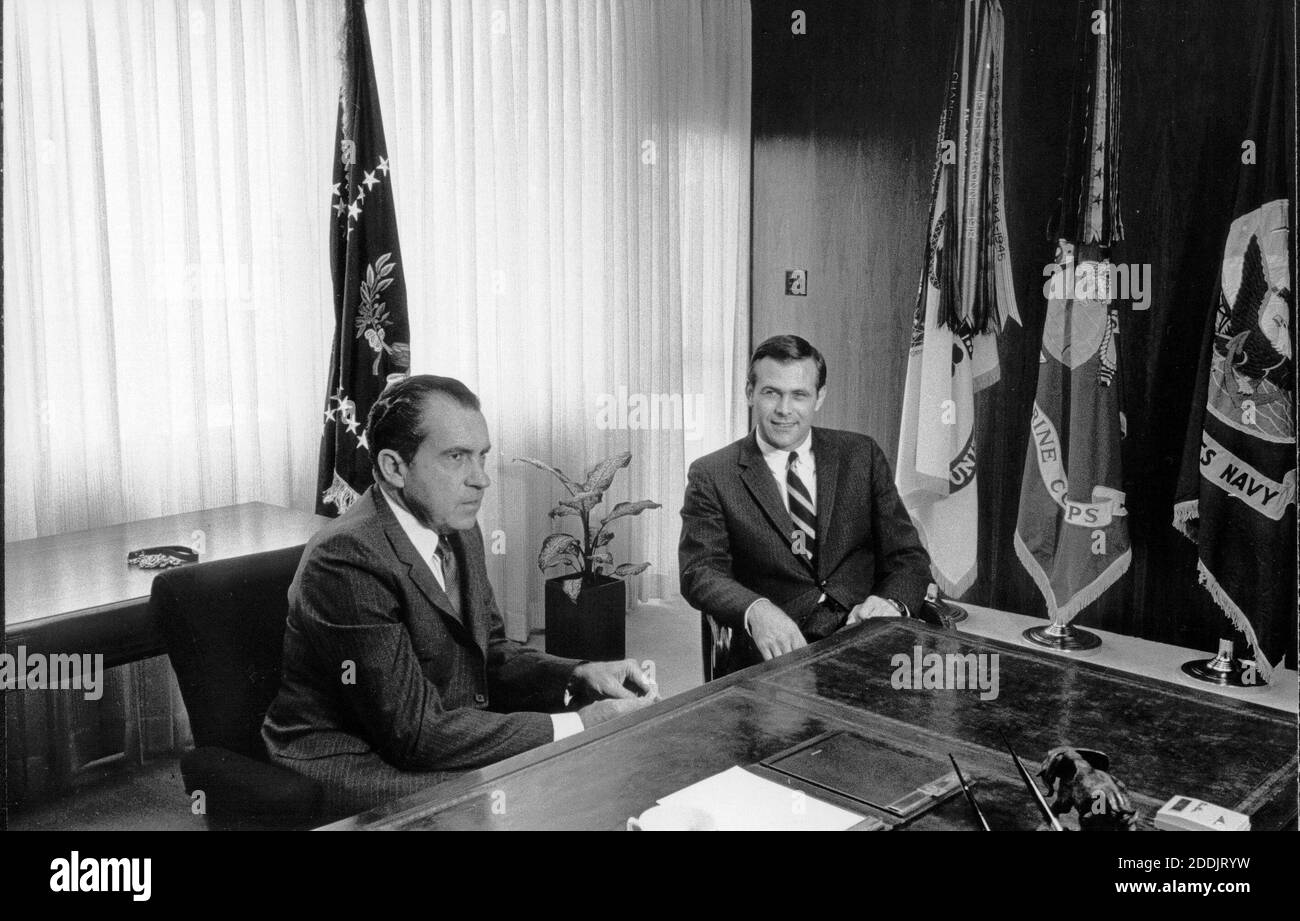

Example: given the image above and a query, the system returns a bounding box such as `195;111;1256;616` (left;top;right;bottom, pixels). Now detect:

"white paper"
654;766;864;831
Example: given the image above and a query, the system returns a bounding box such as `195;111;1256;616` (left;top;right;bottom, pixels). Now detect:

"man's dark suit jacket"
679;427;932;650
263;486;580;777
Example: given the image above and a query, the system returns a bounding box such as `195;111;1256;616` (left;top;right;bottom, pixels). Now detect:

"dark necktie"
786;450;817;566
436;535;461;615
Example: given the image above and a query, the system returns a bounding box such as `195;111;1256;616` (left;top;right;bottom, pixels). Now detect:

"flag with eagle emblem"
1173;7;1295;681
317;0;411;516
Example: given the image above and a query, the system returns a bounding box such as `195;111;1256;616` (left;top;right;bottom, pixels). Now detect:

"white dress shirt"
756;427;817;510
379;486;583;740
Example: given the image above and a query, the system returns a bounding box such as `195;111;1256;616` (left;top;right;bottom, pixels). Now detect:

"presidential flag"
317;0;411;516
896;0;1019;597
1014;0;1131;623
1172;9;1295;681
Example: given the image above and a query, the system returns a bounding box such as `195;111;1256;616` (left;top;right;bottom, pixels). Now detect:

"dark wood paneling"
751;0;957;452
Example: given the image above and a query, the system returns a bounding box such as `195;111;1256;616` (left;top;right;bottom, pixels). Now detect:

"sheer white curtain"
4;0;751;635
4;0;340;541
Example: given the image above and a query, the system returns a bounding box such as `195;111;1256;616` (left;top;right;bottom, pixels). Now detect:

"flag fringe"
322;472;361;515
932;565;977;600
1193;558;1278;683
1171;499;1199;539
1013;530;1131;624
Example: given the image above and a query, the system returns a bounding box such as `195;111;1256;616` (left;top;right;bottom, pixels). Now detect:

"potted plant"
515;451;661;661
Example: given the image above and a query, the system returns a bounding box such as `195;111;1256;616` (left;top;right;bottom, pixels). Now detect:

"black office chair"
151;544;323;830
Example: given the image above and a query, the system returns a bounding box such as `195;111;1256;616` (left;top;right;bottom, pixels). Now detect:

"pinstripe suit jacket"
679;427;931;639
263;487;580;775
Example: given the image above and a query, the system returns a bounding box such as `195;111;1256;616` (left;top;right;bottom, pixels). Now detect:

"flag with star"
317;0;410;516
896;0;1019;597
1014;0;1130;624
1172;6;1295;682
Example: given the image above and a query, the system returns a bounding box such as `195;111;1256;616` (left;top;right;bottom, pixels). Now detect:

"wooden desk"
4;502;326;668
324;619;1297;831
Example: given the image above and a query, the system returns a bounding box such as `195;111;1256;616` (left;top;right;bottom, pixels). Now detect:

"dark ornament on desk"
917;582;967;628
1039;747;1138;831
127;545;199;570
1022;619;1102;651
1182;638;1264;687
517;451;661;661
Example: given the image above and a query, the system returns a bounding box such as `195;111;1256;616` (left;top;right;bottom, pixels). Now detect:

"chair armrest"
180;746;324;829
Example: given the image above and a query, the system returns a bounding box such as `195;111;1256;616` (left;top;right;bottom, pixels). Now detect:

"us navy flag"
1172;8;1295;681
317;0;411;516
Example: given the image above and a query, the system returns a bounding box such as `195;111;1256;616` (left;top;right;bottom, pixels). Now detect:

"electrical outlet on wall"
785;269;807;296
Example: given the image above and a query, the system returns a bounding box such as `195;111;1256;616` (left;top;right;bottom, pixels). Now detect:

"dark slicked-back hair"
747;335;827;391
366;374;481;476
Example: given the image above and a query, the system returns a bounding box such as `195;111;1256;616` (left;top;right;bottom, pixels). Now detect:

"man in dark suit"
264;375;654;816
680;335;932;672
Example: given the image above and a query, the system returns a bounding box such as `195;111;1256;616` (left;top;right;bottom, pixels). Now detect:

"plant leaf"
559;491;601;514
514;457;581;494
537;532;581;571
548;504;579;520
593;531;614;547
599;499;662;527
562;579;583;602
613;562;650;577
591;550;613;564
582;451;632;494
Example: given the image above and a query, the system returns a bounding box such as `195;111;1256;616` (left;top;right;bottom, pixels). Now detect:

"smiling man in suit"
264;375;654;816
680;335;932;673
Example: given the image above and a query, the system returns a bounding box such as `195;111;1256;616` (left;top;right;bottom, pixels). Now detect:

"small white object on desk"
1154;796;1250;831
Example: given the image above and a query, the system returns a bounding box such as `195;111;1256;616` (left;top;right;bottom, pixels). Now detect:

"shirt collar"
378;483;443;563
755;427;813;462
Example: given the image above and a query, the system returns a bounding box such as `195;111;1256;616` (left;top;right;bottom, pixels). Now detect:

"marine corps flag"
317;0;411;516
1172;10;1295;681
896;0;1019;597
1014;0;1131;622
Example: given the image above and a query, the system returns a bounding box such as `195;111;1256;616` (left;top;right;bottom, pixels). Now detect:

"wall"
751;0;1296;656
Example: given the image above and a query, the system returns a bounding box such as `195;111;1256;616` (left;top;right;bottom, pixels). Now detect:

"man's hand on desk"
571;659;656;700
747;600;807;661
846;595;904;626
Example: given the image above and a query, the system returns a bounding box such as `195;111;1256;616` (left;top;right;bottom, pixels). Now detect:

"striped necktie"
436;534;461;615
786;450;817;566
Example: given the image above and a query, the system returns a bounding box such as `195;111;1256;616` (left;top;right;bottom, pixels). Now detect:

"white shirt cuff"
742;598;769;635
551;712;585;741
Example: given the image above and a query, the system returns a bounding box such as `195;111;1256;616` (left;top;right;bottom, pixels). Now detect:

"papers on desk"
644;766;865;831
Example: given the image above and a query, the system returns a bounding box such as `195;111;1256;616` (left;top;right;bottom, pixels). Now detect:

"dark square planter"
544;573;626;661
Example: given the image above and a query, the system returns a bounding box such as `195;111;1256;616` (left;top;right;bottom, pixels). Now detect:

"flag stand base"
1181;654;1259;687
1022;622;1101;651
1180;639;1263;687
